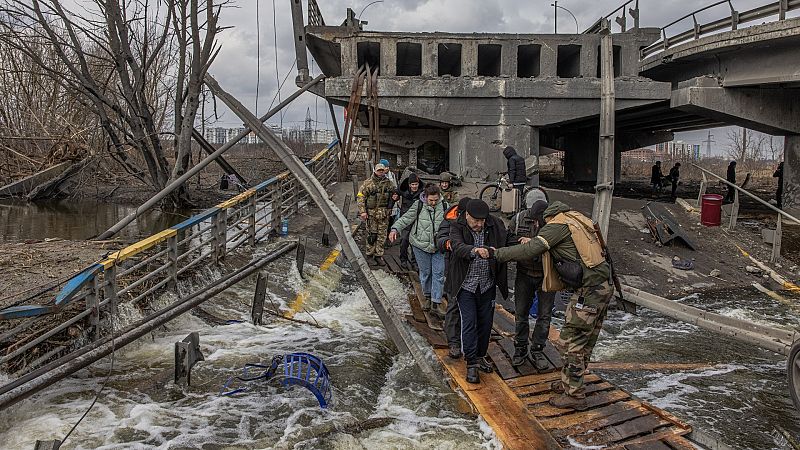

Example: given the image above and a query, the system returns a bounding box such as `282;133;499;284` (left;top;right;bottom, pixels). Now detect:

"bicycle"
479;172;512;213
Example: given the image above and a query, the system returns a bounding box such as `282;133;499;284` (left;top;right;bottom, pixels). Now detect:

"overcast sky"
207;0;785;155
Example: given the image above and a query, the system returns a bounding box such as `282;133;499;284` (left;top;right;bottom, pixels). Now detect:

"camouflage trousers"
366;209;389;257
557;280;614;397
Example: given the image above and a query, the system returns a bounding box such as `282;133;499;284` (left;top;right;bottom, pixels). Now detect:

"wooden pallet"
404;289;696;449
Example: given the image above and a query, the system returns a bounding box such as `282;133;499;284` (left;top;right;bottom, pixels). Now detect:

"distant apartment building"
655;140;701;161
200;124;334;146
203;127;228;145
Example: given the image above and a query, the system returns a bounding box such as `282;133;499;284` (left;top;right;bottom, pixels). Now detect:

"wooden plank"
588;362;712;371
529;389;630;418
507;371;563;389
539;400;643;430
407;293;426;323
624;440;672;450
487;342;519;380
434;348;561;450
552;406;651;439
512;374;602;397
423;309;444;331
605;428;691;449
640;402;692;431
493;304;516;335
574;415;671;447
661;434;698;449
498;337;537;376
523;382;616;406
405;315;447;348
384;254;402;274
541;342;563;369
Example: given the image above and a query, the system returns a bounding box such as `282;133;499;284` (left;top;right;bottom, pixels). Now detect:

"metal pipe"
0;243;296;409
95;75;325;240
691;163;800;226
623;285;797;356
203;74;442;385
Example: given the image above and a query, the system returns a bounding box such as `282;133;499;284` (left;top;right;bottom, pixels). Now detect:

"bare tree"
0;0;224;207
766;135;784;162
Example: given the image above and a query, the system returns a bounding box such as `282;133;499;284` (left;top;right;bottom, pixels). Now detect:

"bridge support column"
563;133;621;184
448;125;536;179
784;135;800;216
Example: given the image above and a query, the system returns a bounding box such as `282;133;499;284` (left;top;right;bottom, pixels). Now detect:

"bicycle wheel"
479;184;502;212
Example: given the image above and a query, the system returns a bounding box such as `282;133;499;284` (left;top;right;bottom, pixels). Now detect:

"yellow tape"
285;248;340;318
217;188;257;209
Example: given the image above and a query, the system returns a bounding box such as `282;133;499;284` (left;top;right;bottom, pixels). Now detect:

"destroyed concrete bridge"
291;0;800;214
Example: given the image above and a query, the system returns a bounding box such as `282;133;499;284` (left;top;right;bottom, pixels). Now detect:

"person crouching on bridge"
436;196;472;359
389;184;447;316
450;199;514;384
508;190;554;371
493;201;613;410
357;163;394;266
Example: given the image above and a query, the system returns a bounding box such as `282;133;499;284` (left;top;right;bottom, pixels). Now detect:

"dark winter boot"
466;365;480;384
511;345;529;367
478;357;494;374
448;344;462;359
531;351;550;371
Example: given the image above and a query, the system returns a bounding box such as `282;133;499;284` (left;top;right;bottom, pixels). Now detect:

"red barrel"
700;194;724;226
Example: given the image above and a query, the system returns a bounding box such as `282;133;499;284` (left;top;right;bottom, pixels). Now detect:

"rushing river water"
0;202;799;449
0;251;496;449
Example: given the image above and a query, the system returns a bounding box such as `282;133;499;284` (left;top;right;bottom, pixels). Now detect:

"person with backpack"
389;184;448;317
491;201;613;410
398;173;423;268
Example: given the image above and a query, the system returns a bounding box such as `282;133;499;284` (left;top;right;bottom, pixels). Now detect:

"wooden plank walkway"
360;233;697;448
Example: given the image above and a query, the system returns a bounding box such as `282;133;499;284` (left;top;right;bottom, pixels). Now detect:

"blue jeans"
412;246;445;303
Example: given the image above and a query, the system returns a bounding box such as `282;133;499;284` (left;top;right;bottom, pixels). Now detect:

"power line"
272;0;282;127
255;0;260;114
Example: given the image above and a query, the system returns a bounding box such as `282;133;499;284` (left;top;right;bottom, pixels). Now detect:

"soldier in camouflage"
357;163;394;266
439;172;459;206
492;201;613;410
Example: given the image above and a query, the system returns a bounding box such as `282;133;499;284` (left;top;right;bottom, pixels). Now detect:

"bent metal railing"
0;142;338;373
641;0;800;58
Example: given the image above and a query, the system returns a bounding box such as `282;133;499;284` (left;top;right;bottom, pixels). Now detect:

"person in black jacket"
436;196;471;359
449;199;515;383
651;161;664;195
503;146;527;191
668;162;681;199
774;162;784;208
725;161;737;203
398;173;422;267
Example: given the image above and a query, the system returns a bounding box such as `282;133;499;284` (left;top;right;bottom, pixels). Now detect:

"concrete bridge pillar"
448;125;536;180
784;135;800;215
563;133;621;184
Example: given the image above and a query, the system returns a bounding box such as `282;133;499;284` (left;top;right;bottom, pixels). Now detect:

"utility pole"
702;130;715;159
592;19;615;239
553;0;558;33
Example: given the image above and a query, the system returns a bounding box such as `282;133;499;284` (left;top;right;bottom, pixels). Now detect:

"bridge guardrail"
641;0;800;59
0;142;338;373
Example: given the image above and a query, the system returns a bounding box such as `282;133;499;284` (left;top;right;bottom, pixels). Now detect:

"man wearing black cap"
448;199;514;383
436;196;472;359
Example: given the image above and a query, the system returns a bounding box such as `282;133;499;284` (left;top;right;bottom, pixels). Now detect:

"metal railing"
0;143;338;373
641;0;800;58
584;0;640;33
693;162;800;263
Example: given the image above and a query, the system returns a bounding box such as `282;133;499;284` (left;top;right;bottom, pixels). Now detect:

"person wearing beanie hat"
507;197;554;370
356;163;394;266
448;199;516;384
380;158;397;188
397;172;423;268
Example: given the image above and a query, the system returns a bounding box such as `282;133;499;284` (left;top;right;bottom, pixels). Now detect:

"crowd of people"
356;155;616;411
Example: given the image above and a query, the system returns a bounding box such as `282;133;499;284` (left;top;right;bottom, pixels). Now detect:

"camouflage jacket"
357;174;393;214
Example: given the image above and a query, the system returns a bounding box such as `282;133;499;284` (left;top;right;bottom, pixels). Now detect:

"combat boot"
375;256;386;266
550;381;565;393
531;351;550;371
548;393;588;410
511;345;529;367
